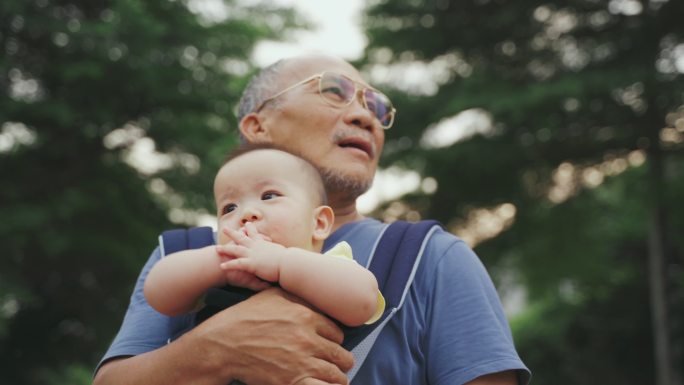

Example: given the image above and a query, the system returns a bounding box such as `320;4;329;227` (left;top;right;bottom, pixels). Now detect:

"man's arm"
94;287;354;385
465;371;518;385
420;231;530;385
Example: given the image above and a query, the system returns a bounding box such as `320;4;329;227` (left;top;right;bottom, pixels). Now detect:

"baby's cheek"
270;224;309;249
216;227;237;245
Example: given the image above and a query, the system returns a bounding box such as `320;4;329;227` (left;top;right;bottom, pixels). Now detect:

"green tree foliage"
360;0;684;383
0;1;300;383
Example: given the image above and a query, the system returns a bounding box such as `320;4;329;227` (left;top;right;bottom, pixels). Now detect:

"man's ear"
312;205;335;241
239;113;271;143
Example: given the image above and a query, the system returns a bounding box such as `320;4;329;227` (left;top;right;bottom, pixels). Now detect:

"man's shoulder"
425;225;467;251
327;218;463;248
325;218;384;244
341;217;385;232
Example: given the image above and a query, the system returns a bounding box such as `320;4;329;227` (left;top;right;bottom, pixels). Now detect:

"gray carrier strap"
347;220;441;381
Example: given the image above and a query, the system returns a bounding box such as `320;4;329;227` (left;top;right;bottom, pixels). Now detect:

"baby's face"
213;149;323;250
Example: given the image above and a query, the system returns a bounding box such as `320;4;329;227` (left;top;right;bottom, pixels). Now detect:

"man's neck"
329;193;365;232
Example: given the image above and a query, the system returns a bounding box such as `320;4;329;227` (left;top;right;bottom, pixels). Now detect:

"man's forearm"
93;333;231;385
94;288;353;385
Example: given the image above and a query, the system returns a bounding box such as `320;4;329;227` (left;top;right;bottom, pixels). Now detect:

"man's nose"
344;91;377;132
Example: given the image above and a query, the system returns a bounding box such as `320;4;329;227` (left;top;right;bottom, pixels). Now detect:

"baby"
144;144;384;327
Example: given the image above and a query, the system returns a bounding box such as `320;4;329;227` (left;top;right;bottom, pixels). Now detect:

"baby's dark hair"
222;143;328;205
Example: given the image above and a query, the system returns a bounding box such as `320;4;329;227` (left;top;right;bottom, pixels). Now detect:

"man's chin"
320;169;372;201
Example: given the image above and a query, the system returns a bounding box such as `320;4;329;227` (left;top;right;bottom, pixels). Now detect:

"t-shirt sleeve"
323;241;386;325
95;246;194;374
322;240;357;261
424;233;531;385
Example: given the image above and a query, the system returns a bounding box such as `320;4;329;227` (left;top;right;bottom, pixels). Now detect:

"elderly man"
93;54;529;385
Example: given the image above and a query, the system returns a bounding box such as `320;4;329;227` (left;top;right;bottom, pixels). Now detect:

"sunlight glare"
420;109;493;149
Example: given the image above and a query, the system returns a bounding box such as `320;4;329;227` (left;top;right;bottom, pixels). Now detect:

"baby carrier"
159;220;442;380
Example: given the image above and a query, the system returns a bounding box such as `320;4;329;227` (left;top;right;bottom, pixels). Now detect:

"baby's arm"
144;245;269;316
218;226;380;327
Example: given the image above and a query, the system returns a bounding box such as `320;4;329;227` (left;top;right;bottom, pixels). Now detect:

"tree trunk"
648;206;674;385
646;120;680;385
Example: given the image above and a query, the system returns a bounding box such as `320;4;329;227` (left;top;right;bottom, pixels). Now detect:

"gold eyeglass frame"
254;71;396;129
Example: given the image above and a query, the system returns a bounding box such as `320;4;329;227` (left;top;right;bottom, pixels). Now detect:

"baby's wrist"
273;247;301;283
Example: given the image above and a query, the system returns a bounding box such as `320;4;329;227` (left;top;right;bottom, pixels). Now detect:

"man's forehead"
281;55;366;84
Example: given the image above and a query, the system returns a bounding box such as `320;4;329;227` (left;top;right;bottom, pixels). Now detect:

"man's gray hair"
236;59;290;124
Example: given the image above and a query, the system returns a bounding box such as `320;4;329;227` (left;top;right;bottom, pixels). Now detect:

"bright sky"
252;0;367;65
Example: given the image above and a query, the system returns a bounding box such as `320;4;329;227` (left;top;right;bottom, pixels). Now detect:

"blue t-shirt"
98;218;530;385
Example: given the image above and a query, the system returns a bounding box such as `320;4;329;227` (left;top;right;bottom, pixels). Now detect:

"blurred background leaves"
1;0;683;384
360;0;683;384
0;0;301;383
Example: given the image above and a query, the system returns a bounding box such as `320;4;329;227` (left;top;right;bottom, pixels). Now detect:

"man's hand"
190;286;354;385
93;287;352;385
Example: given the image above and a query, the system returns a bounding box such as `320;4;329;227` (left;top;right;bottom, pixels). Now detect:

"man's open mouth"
337;137;374;158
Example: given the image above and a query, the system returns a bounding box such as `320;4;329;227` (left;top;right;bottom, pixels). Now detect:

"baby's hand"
218;267;271;291
216;224;286;283
240;222;272;242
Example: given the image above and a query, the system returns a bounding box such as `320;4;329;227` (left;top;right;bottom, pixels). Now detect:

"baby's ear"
312;205;334;241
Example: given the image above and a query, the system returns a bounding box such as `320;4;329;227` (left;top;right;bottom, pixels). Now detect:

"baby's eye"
222;203;237;215
262;191;281;200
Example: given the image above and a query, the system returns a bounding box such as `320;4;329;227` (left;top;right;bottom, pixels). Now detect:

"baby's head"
213;144;333;252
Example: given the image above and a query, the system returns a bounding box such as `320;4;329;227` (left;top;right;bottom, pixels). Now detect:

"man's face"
246;57;386;200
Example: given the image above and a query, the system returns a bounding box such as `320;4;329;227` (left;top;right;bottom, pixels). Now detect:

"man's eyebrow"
300;80;319;92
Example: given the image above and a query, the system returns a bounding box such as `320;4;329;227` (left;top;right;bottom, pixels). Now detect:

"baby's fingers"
243;222;272;242
222;227;252;244
243;222;260;238
215;244;247;258
222;269;271;291
220;258;255;273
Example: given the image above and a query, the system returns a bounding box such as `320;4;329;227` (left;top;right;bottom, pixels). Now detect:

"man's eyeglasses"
255;71;396;129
